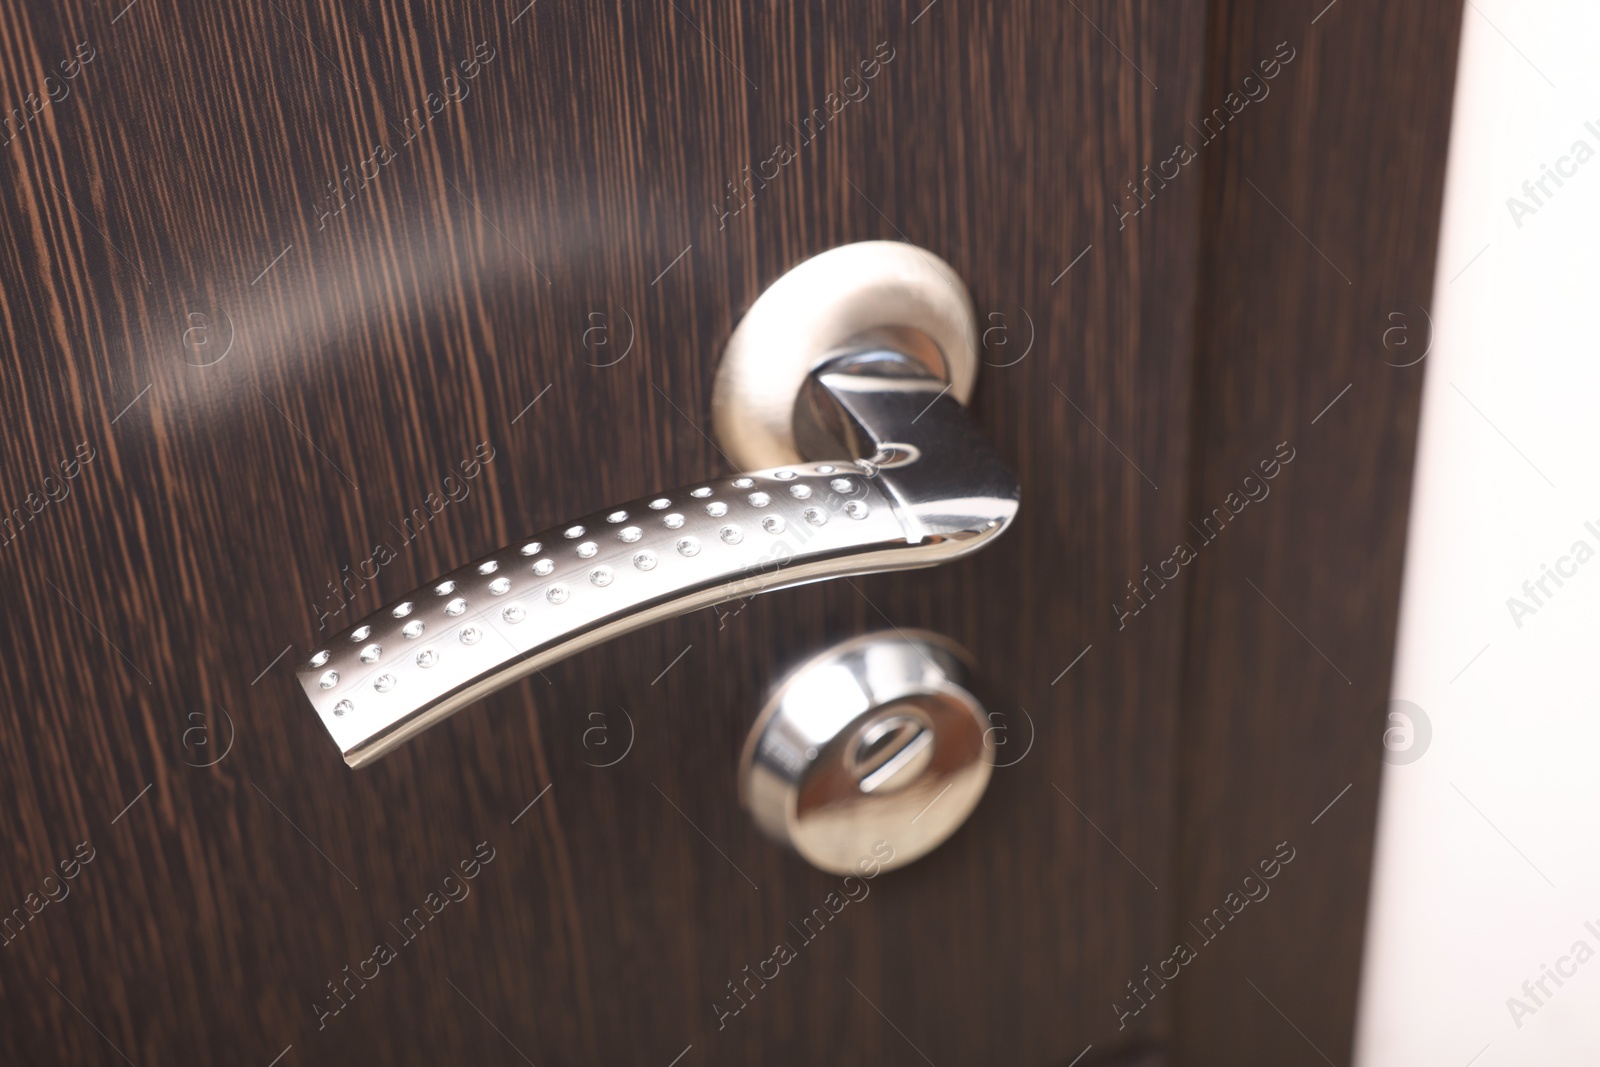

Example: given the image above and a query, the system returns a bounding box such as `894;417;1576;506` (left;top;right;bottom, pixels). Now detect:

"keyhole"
851;710;934;794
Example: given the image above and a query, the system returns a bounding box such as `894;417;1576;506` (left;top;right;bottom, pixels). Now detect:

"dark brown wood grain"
0;2;1207;1064
0;0;1457;1063
1168;1;1464;1064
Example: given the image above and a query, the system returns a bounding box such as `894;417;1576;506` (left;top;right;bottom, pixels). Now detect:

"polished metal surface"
739;631;994;874
297;243;1019;768
712;240;978;470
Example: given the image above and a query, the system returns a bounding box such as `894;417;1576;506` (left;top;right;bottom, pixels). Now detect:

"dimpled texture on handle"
299;462;907;766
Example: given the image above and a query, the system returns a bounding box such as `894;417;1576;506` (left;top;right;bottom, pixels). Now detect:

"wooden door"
0;1;1461;1064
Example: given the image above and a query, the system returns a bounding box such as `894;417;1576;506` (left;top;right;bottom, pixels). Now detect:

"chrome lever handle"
295;243;1020;767
302;460;901;767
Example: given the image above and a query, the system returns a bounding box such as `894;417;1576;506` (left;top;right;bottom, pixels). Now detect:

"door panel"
1172;2;1464;1063
0;1;1458;1064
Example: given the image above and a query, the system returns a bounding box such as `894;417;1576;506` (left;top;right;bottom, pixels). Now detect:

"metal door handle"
296;243;1020;767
